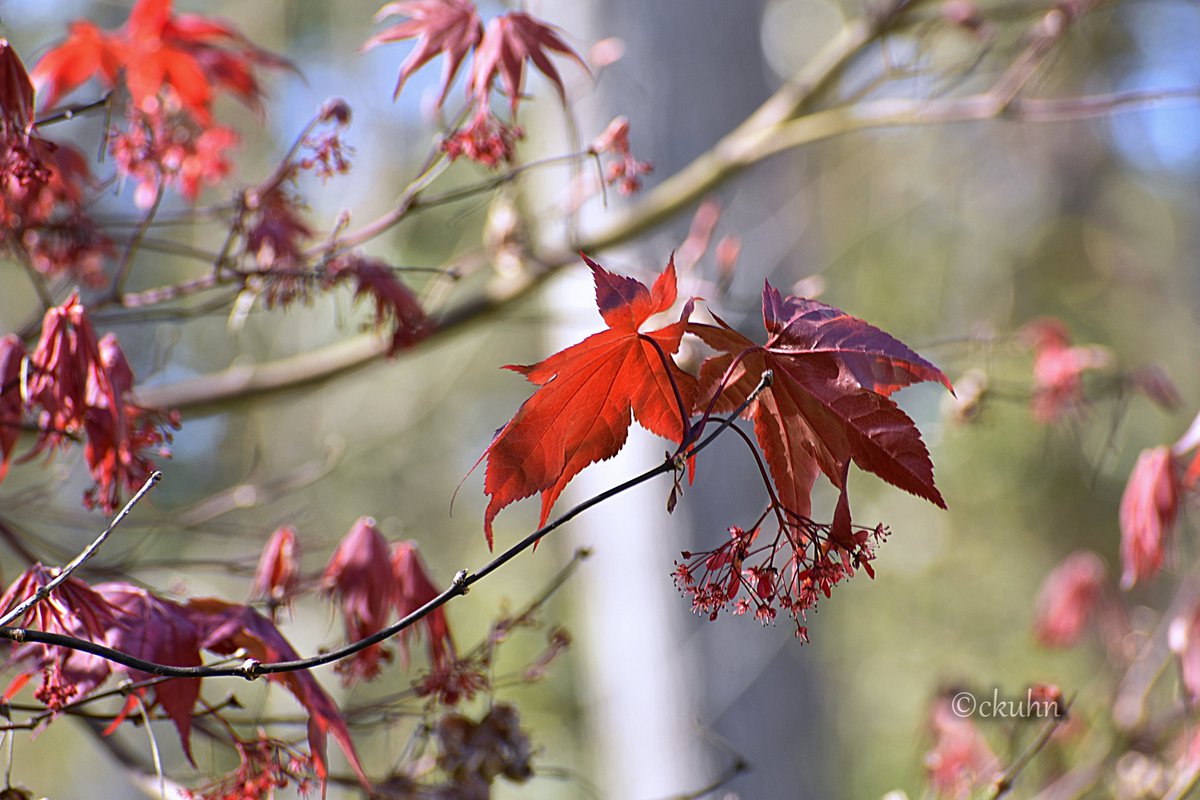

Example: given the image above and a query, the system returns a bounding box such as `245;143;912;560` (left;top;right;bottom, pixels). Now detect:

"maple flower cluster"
674;521;889;641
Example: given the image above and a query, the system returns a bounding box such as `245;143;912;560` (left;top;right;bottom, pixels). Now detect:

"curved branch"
0;372;774;681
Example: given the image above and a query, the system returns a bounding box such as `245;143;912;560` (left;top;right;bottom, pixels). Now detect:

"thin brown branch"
0;471;162;629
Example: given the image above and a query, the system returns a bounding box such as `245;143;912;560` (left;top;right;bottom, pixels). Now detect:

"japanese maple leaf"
328;254;434;356
690;284;951;541
479;254;697;546
33;0;289;124
0;335;25;483
321;516;394;684
364;0;483;104
469;11;588;115
96;583;202;764
186;598;370;790
29;21;121;110
0;40;35;141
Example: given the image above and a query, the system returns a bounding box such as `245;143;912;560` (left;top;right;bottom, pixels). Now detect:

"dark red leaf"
321;517;394;684
477;254;696;546
0;41;35;140
185;598;370;789
97;583;202;763
691;283;949;530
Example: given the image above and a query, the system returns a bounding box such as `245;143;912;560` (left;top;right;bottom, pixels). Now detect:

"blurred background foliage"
0;0;1198;797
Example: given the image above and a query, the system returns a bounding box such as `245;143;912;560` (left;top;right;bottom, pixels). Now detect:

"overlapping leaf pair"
478;255;952;636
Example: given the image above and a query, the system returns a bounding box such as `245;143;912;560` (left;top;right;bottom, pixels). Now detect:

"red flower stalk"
250;525;302;612
589;116;653;195
673;520;889;642
1119;445;1180;589
1033;550;1107;647
182;735;314;800
321;516;395;683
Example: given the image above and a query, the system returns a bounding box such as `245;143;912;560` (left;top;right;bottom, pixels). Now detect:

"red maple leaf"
29;21;121;110
185;598;370;790
690;284;951;541
364;0;483;104
96;583;203;763
469;11;588;115
32;0;289;124
479;254;696;546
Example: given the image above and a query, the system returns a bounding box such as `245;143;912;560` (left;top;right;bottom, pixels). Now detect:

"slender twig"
990;696;1074;799
0;373;774;681
0;471;162;629
111;178;166;299
33;93;112;127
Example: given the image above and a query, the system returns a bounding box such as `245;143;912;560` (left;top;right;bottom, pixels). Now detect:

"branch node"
236;658;262;680
453;569;471;592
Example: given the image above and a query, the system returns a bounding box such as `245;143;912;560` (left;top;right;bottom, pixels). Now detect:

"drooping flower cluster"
322;517;456;685
182;735;314;800
673;519;889;642
1119;445;1181;589
2;294;179;512
367;1;587;167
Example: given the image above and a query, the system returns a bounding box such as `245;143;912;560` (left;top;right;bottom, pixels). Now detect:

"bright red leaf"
478;254;697;546
365;0;483;104
185;598;370;790
691;284;950;540
33;0;289;124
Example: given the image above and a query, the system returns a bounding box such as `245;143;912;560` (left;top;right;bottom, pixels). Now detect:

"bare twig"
0;471;162;629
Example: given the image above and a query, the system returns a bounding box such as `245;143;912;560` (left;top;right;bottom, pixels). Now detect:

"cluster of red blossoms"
183;736;314;800
0;295;178;512
674;519;889;642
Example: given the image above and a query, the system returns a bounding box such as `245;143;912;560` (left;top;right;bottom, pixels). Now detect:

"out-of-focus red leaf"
251;525;302;610
1022;318;1112;423
0;335;25;482
185;598;370;790
1119;445;1180;589
321;517;394;683
478;254;696;546
1032;550;1107;647
33;0;290;124
691;284;949;532
391;540;454;669
30;21;121;110
0;41;34;140
327;255;434;356
925;692;1001;798
365;0;482;103
96;583;202;763
468;11;588;115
